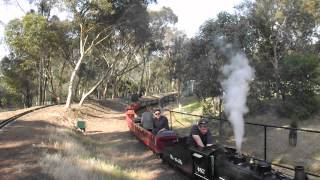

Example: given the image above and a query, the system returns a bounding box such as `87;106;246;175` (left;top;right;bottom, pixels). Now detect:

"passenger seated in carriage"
141;106;153;131
152;108;169;134
126;104;138;120
188;118;213;147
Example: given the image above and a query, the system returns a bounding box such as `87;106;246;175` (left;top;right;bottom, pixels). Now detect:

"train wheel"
159;154;166;164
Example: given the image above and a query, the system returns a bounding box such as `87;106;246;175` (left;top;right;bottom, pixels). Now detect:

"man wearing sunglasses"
152;108;169;134
188;118;213;147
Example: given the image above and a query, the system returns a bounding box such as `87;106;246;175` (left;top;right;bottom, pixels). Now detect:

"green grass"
182;100;201;112
173;96;202;114
169;96;203;135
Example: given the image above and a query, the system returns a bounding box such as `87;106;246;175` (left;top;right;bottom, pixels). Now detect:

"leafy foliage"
279;53;320;119
0;56;36;107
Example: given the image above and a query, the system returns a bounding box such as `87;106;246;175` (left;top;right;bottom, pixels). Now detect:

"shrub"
279;96;319;120
278;53;320;120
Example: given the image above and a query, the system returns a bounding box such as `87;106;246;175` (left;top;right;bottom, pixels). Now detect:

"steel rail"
0;105;56;129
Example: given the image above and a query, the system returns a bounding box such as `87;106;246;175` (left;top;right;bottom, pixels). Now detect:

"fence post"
170;110;173;130
219;98;223;142
264;126;267;161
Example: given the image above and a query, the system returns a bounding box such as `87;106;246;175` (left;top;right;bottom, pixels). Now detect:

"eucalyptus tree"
279;53;320;119
179;11;252;100
241;0;319;100
47;16;75;103
5;12;52;105
4;9;75;105
0;55;36;107
60;0;156;107
139;7;178;95
155;29;189;95
77;30;146;105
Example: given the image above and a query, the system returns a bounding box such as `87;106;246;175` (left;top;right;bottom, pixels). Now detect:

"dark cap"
198;118;209;125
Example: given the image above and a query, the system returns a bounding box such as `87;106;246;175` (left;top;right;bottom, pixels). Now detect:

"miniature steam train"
125;95;309;180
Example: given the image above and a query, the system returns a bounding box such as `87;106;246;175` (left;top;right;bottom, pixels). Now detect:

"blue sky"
0;0;243;59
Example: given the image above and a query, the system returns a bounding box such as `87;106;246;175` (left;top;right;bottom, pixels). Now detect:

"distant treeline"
1;0;320;120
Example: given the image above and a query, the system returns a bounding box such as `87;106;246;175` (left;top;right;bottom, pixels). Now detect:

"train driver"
152;108;169;134
188;118;213;147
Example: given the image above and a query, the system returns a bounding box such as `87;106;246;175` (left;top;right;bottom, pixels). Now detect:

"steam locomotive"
125;96;309;180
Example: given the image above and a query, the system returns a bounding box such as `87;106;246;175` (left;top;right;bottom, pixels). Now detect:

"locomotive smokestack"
219;38;255;152
294;166;308;180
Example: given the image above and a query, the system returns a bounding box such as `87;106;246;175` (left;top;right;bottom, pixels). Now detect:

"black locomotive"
161;137;308;180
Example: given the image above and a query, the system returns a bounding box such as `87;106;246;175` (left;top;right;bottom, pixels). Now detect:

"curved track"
0;105;55;129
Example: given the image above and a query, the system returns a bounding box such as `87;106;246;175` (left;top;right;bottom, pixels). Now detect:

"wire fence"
167;110;320;178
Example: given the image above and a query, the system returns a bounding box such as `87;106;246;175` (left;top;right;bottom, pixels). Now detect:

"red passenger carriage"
125;102;177;154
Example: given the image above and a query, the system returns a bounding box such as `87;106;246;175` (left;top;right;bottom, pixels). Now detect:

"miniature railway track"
0;105;55;129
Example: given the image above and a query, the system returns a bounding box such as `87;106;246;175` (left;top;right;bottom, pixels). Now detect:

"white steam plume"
221;50;255;152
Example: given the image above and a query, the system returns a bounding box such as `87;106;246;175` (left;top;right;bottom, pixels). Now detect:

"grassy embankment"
40;127;150;180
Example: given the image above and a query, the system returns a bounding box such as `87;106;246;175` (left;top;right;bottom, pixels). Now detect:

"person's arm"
152;118;156;129
158;117;169;132
206;132;213;147
192;135;205;147
164;117;169;130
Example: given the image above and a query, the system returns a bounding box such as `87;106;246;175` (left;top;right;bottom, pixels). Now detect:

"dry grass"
40;126;154;180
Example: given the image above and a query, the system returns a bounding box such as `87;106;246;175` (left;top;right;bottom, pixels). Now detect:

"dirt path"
0;105;67;180
0;101;186;180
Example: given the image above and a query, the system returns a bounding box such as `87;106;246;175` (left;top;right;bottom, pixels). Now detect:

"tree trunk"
78;73;109;106
112;78;118;99
43;77;48;105
58;61;67;104
65;55;84;108
103;80;109;99
38;58;43;106
219;97;224;143
138;57;146;95
74;76;82;101
177;78;182;105
65;23;112;108
145;60;151;96
26;83;32;107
